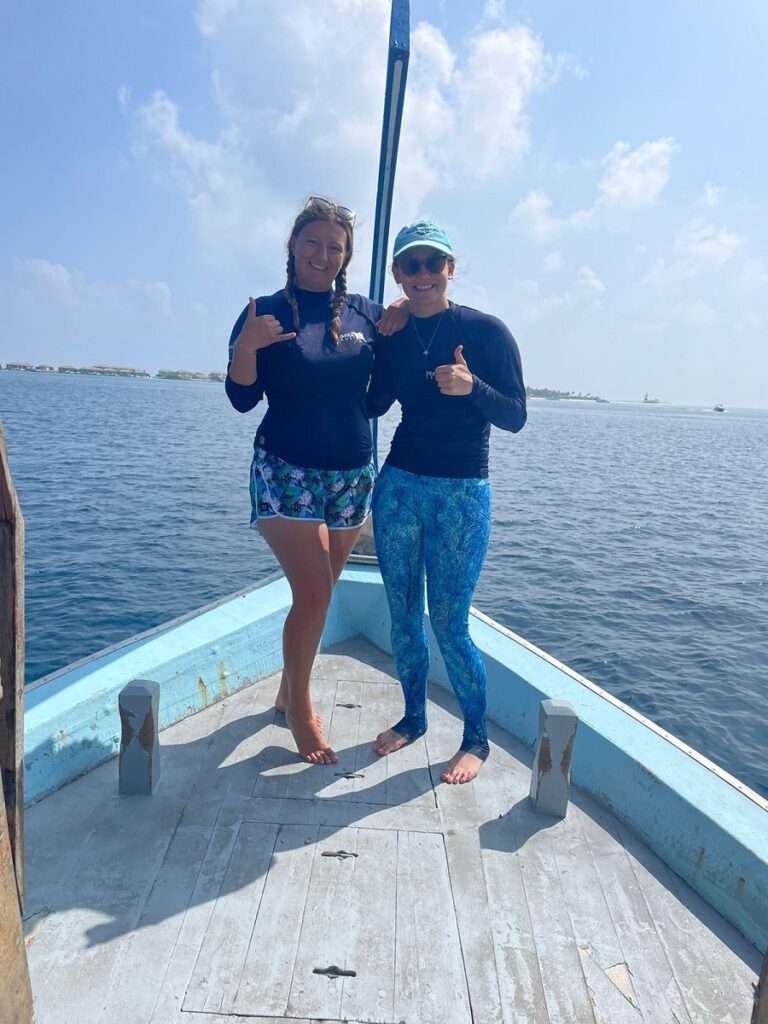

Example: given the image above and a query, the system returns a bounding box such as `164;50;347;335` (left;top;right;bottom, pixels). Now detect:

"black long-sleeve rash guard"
366;302;526;478
225;287;383;470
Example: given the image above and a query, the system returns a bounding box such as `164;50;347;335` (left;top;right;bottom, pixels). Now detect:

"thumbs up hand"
435;344;474;395
235;297;297;353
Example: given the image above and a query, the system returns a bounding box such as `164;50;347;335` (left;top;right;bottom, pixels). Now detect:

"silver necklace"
410;308;447;357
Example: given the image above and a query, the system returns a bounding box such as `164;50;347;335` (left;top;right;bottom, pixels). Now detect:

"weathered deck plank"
183;821;278;1013
394;829;473;1024
578;803;694;1023
286;826;361;1020
229;823;318;1017
340;827;399;1024
615;817;760;1023
513;815;598;1023
444;828;505;1024
24;637;759;1024
552;811;642;1022
147;815;245;1024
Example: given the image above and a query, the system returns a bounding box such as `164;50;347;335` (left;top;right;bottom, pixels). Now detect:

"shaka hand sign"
236;297;297;353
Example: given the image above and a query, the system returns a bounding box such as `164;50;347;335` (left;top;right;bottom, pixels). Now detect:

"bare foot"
285;710;338;765
441;749;484;784
274;681;321;726
374;728;411;757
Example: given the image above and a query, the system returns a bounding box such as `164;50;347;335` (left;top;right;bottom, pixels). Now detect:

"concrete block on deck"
530;699;578;818
119;679;160;795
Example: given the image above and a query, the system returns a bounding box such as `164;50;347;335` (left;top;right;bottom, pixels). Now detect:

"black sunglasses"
304;196;355;225
397;252;449;276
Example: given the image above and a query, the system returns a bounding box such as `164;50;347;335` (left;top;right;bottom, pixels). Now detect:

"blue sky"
2;0;766;406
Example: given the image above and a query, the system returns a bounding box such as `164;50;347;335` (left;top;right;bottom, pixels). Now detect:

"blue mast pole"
369;0;410;469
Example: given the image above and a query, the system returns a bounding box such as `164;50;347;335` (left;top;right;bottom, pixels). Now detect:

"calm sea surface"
2;371;766;797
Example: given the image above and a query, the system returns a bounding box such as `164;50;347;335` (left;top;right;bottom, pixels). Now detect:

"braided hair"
284;251;301;334
330;266;348;344
284;200;354;344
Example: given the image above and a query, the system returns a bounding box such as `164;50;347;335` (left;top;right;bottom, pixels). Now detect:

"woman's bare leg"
258;518;361;764
328;525;365;581
273;524;362;717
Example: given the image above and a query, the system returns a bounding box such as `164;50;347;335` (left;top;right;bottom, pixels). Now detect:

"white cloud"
481;0;506;23
543;250;563;271
448;26;549;180
511;189;562;242
736;258;768;293
132;90;289;266
695;182;725;210
576;265;606;296
596;138;677;210
733;311;764;333
2;259;194;369
572;138;678;229
508;265;605;324
668;297;718;328
12;258;174;320
125;2;568;265
646;217;744;286
513;137;678;241
632;319;667;335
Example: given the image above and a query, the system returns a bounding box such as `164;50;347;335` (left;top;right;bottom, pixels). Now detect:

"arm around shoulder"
365;336;397;419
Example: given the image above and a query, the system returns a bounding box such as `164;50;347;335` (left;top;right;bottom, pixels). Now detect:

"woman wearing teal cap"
368;219;527;783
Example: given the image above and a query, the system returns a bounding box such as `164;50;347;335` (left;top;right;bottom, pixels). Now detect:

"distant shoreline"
2;368;747;410
1;364;225;383
526;386;609;403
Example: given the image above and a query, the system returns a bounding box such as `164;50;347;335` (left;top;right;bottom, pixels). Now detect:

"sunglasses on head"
397;252;450;276
304;196;356;225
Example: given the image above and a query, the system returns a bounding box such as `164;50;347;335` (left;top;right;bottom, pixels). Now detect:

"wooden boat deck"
24;638;760;1024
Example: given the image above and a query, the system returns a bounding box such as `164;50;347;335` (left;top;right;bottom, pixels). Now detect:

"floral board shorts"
250;447;375;530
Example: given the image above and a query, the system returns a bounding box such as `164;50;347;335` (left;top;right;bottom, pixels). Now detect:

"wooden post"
0;420;25;907
0;419;32;1022
753;950;768;1024
0;794;32;1022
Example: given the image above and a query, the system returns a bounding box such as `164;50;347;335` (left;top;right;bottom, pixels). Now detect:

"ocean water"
2;371;767;797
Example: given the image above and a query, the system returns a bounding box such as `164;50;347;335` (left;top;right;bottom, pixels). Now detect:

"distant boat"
714;403;726;412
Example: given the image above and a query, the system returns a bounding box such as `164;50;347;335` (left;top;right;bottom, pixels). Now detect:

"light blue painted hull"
24;564;768;951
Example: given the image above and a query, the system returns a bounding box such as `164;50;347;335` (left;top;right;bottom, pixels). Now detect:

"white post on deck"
119;679;161;795
529;699;578;818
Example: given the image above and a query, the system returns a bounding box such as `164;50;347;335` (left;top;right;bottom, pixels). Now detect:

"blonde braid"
330;267;347;345
284;253;300;331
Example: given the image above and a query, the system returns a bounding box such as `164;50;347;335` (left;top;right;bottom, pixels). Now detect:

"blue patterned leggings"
371;464;491;755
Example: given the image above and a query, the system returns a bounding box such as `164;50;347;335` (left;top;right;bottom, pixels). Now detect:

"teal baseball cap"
392;219;454;260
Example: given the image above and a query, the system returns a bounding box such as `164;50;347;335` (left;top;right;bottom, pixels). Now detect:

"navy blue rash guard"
366;303;526;478
226;288;384;470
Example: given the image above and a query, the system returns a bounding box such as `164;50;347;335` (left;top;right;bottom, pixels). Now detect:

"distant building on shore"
82;364;151;378
3;364;224;382
157;370;226;382
55;364;150;377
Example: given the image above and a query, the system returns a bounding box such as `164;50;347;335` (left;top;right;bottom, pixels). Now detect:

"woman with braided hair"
226;196;405;765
